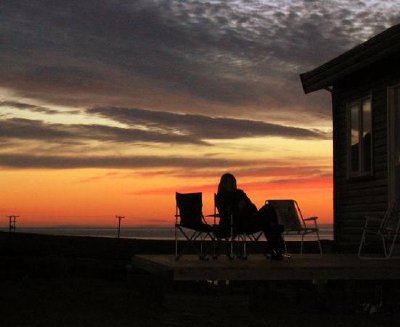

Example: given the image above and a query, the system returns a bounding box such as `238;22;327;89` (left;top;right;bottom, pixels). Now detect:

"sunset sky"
1;1;400;227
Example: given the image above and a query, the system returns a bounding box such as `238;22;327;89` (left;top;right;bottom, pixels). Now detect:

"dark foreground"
1;232;399;326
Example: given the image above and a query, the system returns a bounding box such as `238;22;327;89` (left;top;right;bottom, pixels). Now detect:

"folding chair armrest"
303;216;318;221
364;216;381;222
362;216;381;230
303;216;318;229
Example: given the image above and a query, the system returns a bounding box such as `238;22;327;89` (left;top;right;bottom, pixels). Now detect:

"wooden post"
116;215;125;238
6;215;19;233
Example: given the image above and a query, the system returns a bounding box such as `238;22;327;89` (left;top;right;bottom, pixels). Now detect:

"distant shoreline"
1;224;334;241
0;230;332;260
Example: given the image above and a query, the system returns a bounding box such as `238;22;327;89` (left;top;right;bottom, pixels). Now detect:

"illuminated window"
348;97;372;176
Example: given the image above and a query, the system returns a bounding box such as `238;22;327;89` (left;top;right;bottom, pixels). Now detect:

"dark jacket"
215;189;258;234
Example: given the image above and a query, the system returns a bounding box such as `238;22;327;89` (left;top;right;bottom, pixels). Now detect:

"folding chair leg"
199;233;213;260
243;235;247;259
200;236;204;258
212;238;218;259
175;226;179;259
236;234;247;259
230;214;234;259
211;237;227;260
359;231;393;260
300;233;305;255
299;232;322;255
176;228;204;260
386;234;398;258
213;233;249;260
358;229;367;258
229;238;234;260
283;235;288;254
316;231;323;255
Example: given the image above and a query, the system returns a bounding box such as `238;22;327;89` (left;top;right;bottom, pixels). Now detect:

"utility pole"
116;215;125;239
6;215;19;233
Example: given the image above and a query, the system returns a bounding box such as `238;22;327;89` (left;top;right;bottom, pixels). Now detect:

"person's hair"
218;173;237;193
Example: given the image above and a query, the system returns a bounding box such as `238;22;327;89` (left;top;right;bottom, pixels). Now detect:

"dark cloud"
0;104;327;154
127;171;333;195
88;106;328;140
0;118;205;145
0;152;330;187
0;118;75;141
0;153;245;169
1;1;399;120
0;101;79;115
165;165;331;179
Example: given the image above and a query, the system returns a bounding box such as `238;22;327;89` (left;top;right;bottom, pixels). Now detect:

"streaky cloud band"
88;106;329;140
0;153;249;169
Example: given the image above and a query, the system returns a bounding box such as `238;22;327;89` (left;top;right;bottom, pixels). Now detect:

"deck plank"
132;254;400;281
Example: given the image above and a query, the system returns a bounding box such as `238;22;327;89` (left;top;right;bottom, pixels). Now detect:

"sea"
5;224;334;241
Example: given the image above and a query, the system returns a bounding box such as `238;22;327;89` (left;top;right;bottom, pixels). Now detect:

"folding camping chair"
358;200;400;259
211;194;263;259
175;192;214;260
266;200;322;255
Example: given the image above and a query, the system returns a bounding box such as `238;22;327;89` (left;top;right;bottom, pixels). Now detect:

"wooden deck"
132;254;400;281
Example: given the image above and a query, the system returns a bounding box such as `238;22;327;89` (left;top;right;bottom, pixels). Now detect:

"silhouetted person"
215;173;284;260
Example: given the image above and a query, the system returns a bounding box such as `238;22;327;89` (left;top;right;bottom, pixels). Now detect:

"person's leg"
265;227;285;251
258;204;285;258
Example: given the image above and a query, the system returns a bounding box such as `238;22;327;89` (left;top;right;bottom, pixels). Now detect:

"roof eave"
300;24;400;94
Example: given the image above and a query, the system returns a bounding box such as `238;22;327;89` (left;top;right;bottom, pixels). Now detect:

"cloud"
0;117;206;145
0;103;327;155
1;1;399;121
88;106;328;140
0;101;80;115
75;163;330;182
0;118;75;141
129;167;333;195
0;153;250;169
170;165;331;179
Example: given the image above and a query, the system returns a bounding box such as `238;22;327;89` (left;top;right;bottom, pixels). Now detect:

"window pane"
350;105;359;172
362;99;372;172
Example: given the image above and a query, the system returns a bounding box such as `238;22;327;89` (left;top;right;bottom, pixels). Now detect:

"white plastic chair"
358;201;400;259
266;199;322;255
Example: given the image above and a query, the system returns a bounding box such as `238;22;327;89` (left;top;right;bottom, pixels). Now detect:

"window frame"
347;95;373;178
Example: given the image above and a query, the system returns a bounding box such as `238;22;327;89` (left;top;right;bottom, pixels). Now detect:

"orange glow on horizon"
1;167;333;228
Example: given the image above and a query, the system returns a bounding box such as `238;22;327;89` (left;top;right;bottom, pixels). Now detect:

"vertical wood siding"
332;55;400;249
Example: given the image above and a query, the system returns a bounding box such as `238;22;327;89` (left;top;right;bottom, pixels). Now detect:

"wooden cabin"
300;23;400;249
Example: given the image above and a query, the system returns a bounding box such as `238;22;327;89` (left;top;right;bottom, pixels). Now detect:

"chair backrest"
266;200;303;231
176;192;203;229
381;200;400;232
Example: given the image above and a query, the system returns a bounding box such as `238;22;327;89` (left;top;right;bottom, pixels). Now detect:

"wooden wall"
332;53;400;250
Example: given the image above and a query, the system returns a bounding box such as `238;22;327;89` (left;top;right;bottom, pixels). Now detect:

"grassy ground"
1;232;399;326
1;276;399;327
